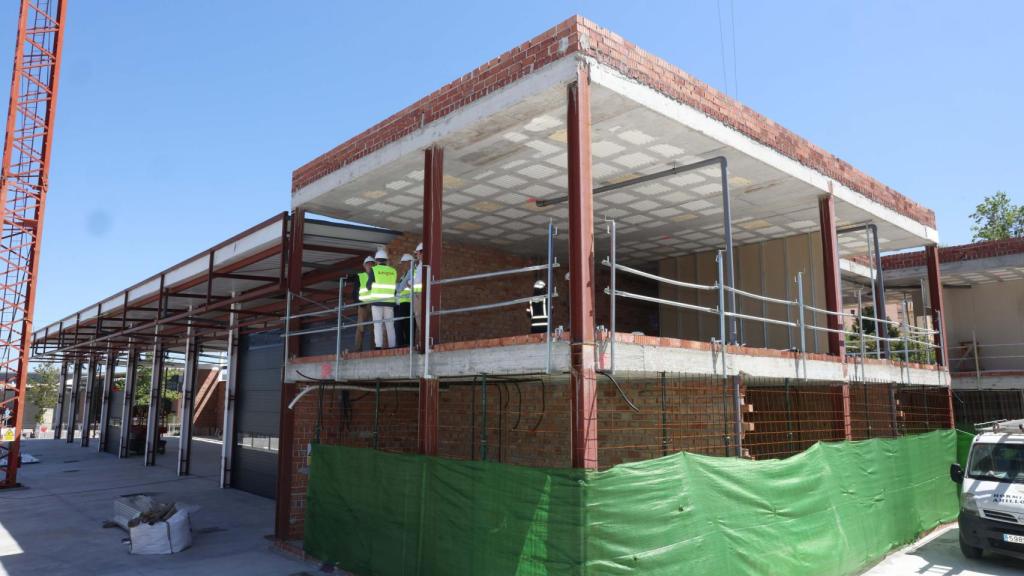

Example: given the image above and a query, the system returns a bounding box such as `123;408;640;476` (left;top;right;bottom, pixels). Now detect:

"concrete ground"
0;438;315;576
862;523;1024;576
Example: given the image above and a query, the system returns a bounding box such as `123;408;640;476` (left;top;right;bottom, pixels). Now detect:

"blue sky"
2;1;1020;327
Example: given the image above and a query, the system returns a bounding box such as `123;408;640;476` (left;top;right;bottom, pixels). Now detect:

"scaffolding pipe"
796;272;808;381
335;278;344;381
546;221;555;375
608;219;616;374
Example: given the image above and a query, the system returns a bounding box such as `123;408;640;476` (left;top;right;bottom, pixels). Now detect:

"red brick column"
568;64;597;470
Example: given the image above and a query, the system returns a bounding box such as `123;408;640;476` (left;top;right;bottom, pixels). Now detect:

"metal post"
865;226;879;359
53;360;68;440
480;374;488;461
609;219;616;374
717;251;728;381
422;264;432;378
220;297;239;488
81;356;97;447
973;330;981;388
65;358;82;443
857;289;866;382
177;332;197;476
870;224;889;358
97;350;116;452
336;278;344;381
796;272;808;381
546;220;554;374
118;347;137;458
732;375;743;458
717;161;738;344
901;297;911;374
373;380;380;450
284;290;291;377
144;346;163;466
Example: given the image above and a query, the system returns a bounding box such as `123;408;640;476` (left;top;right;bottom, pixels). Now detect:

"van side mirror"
950;463;964;484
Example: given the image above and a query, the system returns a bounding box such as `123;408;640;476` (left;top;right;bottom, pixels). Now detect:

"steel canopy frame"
0;0;66;488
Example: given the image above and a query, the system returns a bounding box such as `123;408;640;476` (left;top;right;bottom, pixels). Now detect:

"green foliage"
132;359;182;407
27;363;60;425
970;191;1024;241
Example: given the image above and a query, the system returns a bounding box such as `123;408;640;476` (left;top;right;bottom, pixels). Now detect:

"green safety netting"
957;429;974;468
305;430;960;576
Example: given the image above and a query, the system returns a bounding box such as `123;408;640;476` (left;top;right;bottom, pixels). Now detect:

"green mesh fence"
305;430;959;575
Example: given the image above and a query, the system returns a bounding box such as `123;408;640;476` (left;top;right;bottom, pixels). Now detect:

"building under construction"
30;16;961;575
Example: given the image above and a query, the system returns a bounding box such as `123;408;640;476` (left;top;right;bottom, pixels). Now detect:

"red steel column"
568;65;598;470
818;194;846;359
925;244;955;428
274;210;303;540
418;146;443;455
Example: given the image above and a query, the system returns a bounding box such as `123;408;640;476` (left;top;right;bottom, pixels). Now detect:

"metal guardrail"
601;218;942;382
282;222;561;381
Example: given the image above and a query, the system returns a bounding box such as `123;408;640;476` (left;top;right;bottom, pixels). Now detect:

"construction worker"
364;249;397;349
528;279;549;333
395;253;414;347
351;256;374;351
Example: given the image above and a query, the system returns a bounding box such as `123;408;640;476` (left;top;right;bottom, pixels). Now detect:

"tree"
970;191;1024;241
26;363;60;425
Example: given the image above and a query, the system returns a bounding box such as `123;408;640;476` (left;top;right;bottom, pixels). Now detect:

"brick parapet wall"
293;16;934;229
882;237;1024;270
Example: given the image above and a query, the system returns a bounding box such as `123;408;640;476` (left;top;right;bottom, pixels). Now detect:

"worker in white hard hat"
528;279;549;333
410;243;425;339
350;256;375;351
394;253;415;347
363;248;397;349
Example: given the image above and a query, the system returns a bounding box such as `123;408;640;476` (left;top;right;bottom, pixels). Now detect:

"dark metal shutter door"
231;331;283;498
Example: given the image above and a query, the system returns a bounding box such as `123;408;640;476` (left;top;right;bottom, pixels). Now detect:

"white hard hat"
415;242;423;252
363;256;375;264
534;280;546;289
400;254;414;263
374;249;388;260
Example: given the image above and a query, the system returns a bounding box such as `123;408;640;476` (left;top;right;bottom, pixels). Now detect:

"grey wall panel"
231;330;283;499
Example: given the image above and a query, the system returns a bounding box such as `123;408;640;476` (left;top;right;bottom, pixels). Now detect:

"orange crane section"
0;0;66;488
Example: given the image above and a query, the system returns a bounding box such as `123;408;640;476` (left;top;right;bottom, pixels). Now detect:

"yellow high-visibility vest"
363;265;397;304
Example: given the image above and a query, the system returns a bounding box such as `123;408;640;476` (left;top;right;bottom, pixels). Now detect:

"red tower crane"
0;0;66;488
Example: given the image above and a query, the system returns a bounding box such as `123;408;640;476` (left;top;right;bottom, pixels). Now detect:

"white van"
950;419;1024;560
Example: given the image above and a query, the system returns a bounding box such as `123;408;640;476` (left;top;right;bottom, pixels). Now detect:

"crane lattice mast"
0;0;65;488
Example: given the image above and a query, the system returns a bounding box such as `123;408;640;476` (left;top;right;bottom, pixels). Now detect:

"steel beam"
118;347;137;458
96;350;117;452
80;356;97;447
177;333;197;476
421;145;444;352
220;301;239;488
567;64;598;470
817;194;846;359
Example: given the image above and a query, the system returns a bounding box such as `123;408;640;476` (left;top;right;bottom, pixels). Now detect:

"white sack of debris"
129;508;192;555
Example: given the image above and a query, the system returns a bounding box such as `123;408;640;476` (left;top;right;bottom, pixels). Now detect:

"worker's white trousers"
371;305;396;348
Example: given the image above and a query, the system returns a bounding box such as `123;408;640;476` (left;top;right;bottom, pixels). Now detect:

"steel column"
925;245;947;366
52;359;68;440
65;358;82;443
96;351;117;452
567;64;598;470
143;346;164;466
275;212;303;539
870;225;889;358
817;195;845;359
421;145;444;352
220;302;239;488
80;357;97;447
118;347;138;458
177;334;198;476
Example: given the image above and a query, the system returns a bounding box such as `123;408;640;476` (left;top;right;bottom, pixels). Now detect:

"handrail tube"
723;284;798;307
722;310;797;328
796;272;807;380
432;294;554;318
609;288;718;315
433;263;559;286
603;259;717;291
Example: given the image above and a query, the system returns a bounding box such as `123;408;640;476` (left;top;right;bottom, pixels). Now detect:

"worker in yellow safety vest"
351;256;374;351
363;249;398;349
395;253;414;347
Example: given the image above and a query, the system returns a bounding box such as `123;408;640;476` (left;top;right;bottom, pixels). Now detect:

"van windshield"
969;442;1024;484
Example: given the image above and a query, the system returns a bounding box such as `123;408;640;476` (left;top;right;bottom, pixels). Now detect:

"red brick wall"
293;16;935;229
882;237;1024;270
191;369;223;436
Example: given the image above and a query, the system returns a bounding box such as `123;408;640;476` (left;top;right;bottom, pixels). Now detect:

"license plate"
1003;534;1024;544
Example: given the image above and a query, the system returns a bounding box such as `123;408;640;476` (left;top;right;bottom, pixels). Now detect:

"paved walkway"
862;523;1024;576
0;439;314;576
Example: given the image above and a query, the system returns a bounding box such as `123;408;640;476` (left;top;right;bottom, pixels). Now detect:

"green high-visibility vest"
357;272;370;302
364;265;398;304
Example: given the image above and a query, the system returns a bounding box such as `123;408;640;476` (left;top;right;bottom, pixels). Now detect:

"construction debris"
112;495;194;554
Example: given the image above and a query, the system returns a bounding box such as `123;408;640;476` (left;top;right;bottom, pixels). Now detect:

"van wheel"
960;533;983;559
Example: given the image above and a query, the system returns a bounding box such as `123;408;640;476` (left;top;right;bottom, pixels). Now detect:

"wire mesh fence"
295;373;953;471
952;389;1024;430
